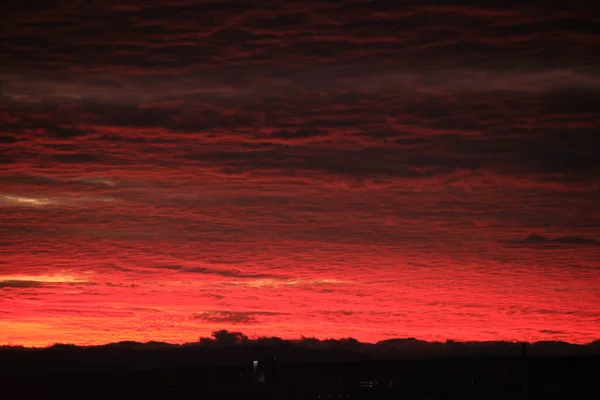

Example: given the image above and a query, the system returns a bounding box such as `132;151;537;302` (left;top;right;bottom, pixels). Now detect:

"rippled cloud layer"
1;0;599;346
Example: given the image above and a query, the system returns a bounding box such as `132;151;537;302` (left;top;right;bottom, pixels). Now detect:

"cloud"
226;278;349;288
0;193;116;208
0;194;55;207
539;329;566;334
0;274;89;284
71;177;118;187
136;265;284;280
192;311;287;324
183;267;282;279
0;280;45;289
502;233;599;247
0;0;599;347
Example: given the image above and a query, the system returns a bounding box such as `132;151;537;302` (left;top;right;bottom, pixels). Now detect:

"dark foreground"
1;356;597;399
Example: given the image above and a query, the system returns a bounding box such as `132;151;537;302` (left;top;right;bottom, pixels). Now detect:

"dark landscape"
2;332;599;399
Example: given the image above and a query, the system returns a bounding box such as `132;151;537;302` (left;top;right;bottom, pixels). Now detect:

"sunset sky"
1;0;599;347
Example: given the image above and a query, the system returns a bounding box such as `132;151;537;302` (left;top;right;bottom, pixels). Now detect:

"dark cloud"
145;265;184;271
0;280;44;289
0;135;18;144
52;153;101;164
105;282;139;288
3;0;598;76
502;234;599;247
184;266;283;279
193;311;286;324
540;329;566;334
134;265;284;279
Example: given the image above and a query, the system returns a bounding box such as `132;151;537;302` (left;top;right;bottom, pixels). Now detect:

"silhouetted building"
522;343;528;358
253;358;279;384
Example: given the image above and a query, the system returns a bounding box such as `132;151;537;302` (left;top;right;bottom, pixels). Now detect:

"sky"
1;0;599;347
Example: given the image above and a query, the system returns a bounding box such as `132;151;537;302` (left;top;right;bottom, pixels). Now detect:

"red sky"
1;0;599;347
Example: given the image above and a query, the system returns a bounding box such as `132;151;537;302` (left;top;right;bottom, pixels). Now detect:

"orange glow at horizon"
1;248;599;347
